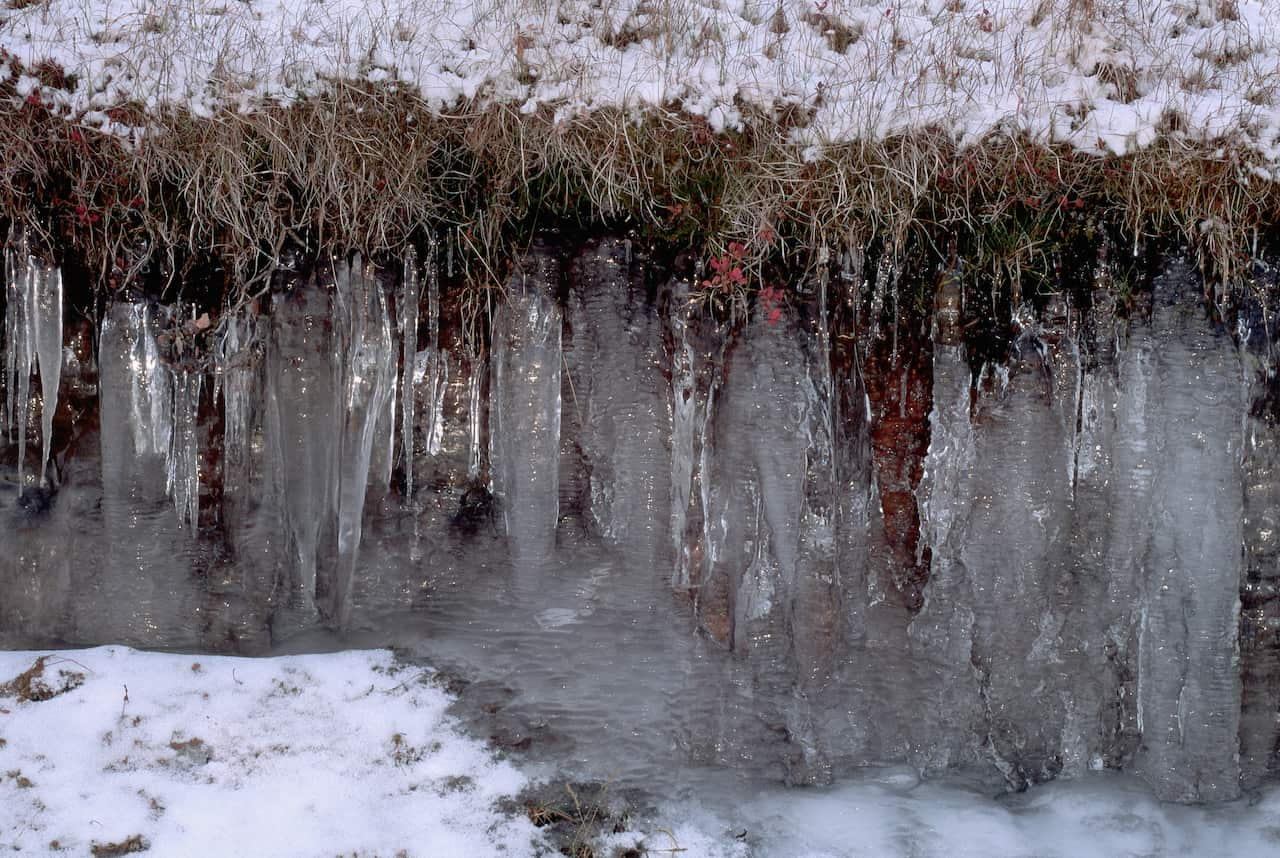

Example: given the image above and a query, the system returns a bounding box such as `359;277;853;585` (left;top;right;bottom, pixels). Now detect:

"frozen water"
400;246;420;498
332;256;398;626
489;244;562;562
267;276;339;609
564;239;670;565
1130;260;1244;802
167;368;201;531
3;236;62;489
2;241;1278;823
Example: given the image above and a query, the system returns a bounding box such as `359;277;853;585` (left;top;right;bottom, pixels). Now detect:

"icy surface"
3;1;1280;171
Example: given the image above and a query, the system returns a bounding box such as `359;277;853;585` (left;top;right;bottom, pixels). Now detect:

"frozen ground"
4;646;1280;858
1;0;1279;169
0;647;546;857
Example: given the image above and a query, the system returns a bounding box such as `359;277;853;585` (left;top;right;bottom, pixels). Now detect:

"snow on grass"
0;647;545;857
1;0;1279;170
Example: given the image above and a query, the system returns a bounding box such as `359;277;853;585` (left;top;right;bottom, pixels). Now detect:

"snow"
0;647;543;857
1;1;1279;171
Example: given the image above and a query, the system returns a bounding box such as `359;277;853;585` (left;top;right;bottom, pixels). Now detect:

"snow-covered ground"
5;646;1280;857
0;647;546;857
2;0;1279;170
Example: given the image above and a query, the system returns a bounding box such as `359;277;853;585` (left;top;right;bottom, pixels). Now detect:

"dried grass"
0;65;1277;313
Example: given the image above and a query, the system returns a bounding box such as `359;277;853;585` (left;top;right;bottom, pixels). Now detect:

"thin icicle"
5;241;34;486
423;240;446;457
400;244;420;498
32;264;63;485
167;368;202;531
467;357;485;480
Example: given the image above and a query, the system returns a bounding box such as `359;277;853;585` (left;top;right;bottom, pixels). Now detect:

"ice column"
1131;259;1244;802
332;256;397;625
489;246;562;561
268;281;339;603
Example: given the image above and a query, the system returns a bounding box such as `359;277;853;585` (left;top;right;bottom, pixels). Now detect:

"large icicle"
564;239;671;564
31;262;63;487
268;279;339;606
4;238;34;485
667;276;698;588
3;236;63;489
216;308;265;545
909;268;982;774
127;304;173;460
332;256;397;626
217;311;258;497
1131;258;1244;802
489;245;562;561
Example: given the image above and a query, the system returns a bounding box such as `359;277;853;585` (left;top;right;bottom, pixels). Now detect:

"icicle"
368;322;398;497
268;277;339;609
4;240;34;486
333;255;397;625
489;252;562;560
124;304;173;459
3;242;13;438
399;245;421;498
467;357;485;480
217;309;262;537
669;277;697;588
4;234;64;488
167;368;201;531
218;313;249;479
423;238;446;456
32;264;63;486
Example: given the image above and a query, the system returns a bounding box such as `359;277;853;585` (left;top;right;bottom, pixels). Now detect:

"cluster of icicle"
214;247;443;624
99;300;203;532
4;229;446;625
3;230;62;492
